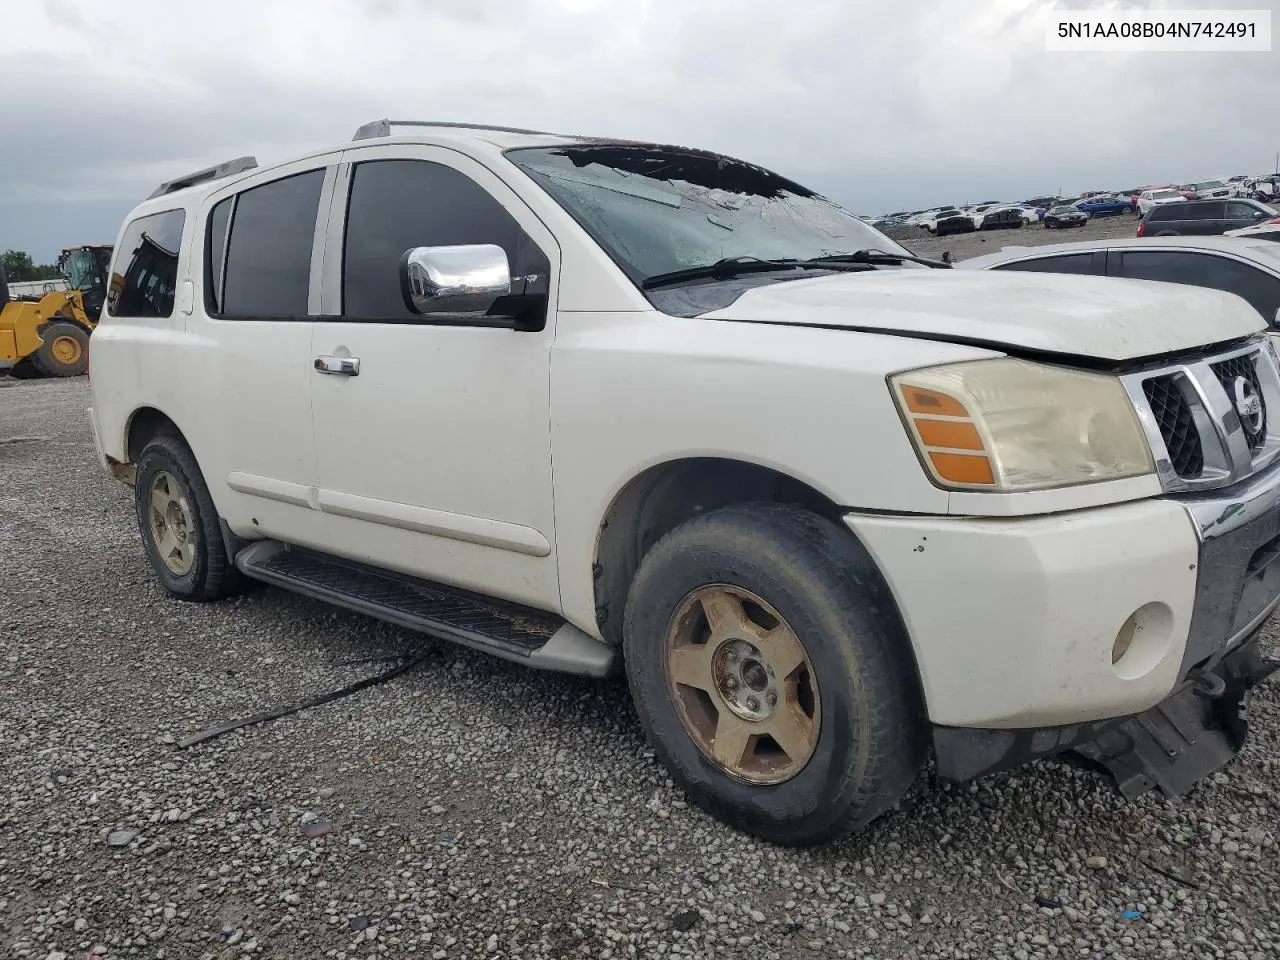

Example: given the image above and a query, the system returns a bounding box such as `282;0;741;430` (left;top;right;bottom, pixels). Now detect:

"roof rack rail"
352;119;555;141
147;156;259;199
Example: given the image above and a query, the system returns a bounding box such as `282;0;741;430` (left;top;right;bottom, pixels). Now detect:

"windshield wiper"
808;249;953;269
641;256;872;290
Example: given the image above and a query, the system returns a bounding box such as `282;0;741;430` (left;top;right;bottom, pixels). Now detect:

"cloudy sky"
3;0;1277;262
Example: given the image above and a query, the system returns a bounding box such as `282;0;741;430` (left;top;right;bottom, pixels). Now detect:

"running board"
235;541;616;678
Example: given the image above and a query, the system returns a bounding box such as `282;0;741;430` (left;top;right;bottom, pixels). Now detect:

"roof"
957;235;1280;271
130;120;601;215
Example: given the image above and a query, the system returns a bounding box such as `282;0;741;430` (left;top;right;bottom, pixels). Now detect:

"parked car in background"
1226;218;1280;241
1077;195;1132;217
1245;178;1280;203
961;236;1280;324
1138;198;1278;237
934;210;977;236
1178;179;1231;200
1138;188;1184;215
1024;195;1059;210
972;205;1025;230
1043;204;1089;229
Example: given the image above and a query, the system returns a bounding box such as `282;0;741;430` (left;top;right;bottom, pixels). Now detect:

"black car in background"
1043;204;1088;229
1138;198;1277;237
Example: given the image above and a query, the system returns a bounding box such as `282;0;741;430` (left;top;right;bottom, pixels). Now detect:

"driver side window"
341;159;548;320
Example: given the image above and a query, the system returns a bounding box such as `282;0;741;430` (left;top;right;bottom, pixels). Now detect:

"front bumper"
848;461;1280;790
848;462;1280;729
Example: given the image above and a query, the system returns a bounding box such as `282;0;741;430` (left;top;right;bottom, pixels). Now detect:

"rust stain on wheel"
665;584;821;784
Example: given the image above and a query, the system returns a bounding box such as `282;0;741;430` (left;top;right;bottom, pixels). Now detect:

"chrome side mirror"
399;244;511;317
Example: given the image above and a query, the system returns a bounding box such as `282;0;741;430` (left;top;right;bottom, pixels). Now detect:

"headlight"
890;358;1154;491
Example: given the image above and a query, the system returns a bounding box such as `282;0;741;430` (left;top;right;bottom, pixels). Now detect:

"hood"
698;269;1264;363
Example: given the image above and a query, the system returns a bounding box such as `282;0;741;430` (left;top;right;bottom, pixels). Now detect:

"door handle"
315;355;360;376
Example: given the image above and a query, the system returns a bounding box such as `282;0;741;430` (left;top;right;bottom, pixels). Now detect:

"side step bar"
235;542;617;678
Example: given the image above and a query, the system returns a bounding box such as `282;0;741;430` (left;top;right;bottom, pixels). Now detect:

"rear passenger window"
107;209;186;318
1189;202;1224;221
219;170;325;317
1118;251;1280;321
342;159;547;319
994;253;1099;275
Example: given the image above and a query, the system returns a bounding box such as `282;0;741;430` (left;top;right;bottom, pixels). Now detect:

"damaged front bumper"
934;462;1280;796
934;635;1277;795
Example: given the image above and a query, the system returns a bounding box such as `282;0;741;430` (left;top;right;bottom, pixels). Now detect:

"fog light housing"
1112;603;1175;680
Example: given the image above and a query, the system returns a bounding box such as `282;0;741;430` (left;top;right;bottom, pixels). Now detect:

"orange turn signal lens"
927;451;995;485
894;381;996;487
901;386;969;418
914;419;984;451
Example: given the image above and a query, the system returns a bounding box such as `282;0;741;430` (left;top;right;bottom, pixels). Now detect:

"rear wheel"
134;433;247;601
624;503;927;845
30;321;90;377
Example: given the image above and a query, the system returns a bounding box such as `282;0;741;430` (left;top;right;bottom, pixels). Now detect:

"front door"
309;145;561;611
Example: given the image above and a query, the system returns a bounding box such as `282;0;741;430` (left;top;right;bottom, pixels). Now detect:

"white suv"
90;120;1279;844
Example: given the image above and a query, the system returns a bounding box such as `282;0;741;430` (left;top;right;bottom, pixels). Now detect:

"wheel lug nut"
767;692;777;706
725;677;738;690
725;650;738;662
746;696;759;711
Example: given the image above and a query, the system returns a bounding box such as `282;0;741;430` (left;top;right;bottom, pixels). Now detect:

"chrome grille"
1141;376;1203;477
1122;337;1280;492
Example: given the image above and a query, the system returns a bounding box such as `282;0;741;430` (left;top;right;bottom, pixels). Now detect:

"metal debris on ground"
175;654;427;748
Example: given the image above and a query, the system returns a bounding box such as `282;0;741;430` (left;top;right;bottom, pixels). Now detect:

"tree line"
2;250;62;283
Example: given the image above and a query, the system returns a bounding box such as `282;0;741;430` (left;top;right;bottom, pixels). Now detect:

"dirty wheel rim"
665;585;821;785
50;335;82;365
147;471;196;575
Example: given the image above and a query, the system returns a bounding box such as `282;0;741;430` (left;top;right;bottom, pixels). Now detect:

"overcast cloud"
3;0;1277;261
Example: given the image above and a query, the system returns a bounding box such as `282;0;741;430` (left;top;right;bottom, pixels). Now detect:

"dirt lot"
888;211;1142;262
2;378;1280;960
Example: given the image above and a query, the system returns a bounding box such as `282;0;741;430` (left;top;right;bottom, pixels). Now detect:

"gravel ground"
2;377;1279;960
889;212;1143;262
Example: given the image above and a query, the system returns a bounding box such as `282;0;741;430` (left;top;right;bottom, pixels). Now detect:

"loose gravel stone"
2;376;1278;959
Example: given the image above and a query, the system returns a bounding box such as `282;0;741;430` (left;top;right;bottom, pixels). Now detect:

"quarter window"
342;159;547;320
107;209;186;318
218;170;325;317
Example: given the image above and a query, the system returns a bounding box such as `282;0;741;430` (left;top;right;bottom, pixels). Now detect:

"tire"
30;321;90;377
1155;230;1180;237
1044;220;1054;229
134;433;247;601
623;503;927;845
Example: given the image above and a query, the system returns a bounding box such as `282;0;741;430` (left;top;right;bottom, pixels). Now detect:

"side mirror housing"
399;244;511;317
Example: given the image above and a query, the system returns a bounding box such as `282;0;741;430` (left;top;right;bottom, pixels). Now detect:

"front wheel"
624;503;927;845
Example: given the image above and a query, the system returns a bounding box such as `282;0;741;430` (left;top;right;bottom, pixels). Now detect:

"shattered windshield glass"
507;144;910;285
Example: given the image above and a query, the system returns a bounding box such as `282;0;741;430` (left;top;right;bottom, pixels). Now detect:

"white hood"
699;269;1263;363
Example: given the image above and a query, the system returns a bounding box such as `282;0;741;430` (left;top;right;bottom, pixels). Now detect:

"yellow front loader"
0;245;111;378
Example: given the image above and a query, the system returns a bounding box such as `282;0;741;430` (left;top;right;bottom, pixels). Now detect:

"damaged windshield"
507;144;911;288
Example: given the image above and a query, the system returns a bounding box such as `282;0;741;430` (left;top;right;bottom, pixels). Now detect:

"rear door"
195;160;336;549
1189;201;1226;235
308;144;562;611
